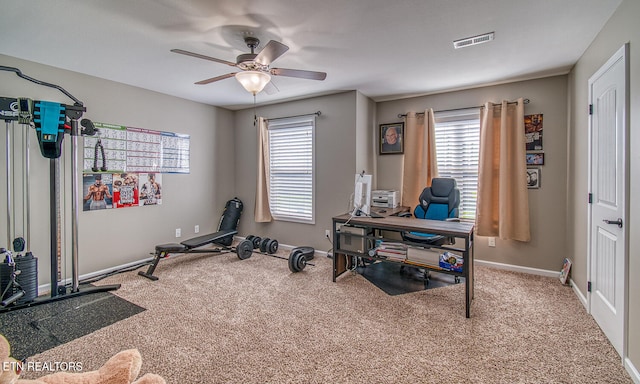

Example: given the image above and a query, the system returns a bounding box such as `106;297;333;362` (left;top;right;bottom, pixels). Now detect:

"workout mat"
357;262;464;296
0;290;145;360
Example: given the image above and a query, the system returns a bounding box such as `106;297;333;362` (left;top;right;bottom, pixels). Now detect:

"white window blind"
267;115;315;223
434;108;480;220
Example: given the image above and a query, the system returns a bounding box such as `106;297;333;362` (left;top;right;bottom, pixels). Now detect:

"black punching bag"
217;197;243;246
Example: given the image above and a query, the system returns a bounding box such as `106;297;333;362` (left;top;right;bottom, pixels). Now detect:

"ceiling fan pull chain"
253;94;257;127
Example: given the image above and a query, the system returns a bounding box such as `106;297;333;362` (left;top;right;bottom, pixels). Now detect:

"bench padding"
155;243;188;253
180;229;237;249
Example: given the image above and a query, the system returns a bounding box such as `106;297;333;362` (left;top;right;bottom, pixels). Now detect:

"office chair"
401;177;460;245
400;178;460;282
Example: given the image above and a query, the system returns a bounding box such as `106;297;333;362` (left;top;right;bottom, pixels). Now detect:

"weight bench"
138;229;238;280
139;197;244;281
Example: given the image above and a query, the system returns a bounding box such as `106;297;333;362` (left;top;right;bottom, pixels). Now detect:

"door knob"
603;218;623;228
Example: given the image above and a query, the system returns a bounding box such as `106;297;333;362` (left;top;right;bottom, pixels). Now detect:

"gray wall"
355;91;377;184
233;91;361;252
376;76;569;273
0;54;235;283
567;0;640;371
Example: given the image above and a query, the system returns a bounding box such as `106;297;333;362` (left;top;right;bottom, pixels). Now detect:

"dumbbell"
241;235;278;254
245;235;262;250
258;237;279;254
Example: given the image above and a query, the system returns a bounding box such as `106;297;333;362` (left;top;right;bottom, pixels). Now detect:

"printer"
371;190;399;208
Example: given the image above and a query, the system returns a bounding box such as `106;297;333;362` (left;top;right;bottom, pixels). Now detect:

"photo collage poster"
524;114;543;151
83;172;162;211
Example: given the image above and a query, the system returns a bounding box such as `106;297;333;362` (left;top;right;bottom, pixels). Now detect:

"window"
267;115;315;223
434;108;480;220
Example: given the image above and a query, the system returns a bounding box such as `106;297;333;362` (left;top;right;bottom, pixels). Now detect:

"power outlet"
488;237;496;247
194;225;200;234
175;228;181;238
325;230;331;238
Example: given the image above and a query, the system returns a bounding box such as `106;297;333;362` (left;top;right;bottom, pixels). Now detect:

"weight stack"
15;252;38;304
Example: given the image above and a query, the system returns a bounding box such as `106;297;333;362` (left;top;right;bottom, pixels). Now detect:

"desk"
332;213;475;317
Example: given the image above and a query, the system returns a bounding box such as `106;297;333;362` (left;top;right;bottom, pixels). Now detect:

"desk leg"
332;221;347;281
333;252;348;282
465;236;474;318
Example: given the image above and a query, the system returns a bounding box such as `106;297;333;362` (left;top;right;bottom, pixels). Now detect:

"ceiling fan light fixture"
235;71;271;95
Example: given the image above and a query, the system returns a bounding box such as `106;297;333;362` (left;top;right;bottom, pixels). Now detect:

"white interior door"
588;44;627;358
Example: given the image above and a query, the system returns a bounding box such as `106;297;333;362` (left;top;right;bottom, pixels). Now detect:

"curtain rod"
397;99;529;118
266;111;321;121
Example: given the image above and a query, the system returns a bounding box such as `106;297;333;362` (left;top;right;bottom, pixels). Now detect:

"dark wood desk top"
333;213;474;238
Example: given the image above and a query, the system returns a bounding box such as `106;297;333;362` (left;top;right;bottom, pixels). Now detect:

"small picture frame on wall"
379;122;404;155
527;167;541;189
526;152;544;165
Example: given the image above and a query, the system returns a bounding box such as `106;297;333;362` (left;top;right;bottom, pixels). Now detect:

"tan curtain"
255;117;272;222
401;109;439;207
476;98;530;241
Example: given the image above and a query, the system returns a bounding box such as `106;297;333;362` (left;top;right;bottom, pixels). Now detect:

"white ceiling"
0;0;622;110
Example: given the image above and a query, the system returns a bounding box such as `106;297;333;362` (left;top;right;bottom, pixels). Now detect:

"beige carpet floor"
19;246;632;383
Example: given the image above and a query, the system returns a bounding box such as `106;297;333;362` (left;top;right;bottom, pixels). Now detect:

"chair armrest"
445;218;461;222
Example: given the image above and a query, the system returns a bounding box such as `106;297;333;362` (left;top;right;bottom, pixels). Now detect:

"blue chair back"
413;178;460;220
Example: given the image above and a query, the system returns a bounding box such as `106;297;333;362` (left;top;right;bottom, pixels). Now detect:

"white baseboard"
37;257;153;295
625;357;640;384
475;259;559;278
570;277;588;310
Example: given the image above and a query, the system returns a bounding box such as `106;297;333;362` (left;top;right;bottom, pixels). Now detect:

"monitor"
353;173;372;216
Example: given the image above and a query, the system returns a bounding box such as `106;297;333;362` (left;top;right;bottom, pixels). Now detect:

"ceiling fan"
171;36;327;95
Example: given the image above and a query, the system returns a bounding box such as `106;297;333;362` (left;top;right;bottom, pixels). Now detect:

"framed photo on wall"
527;167;541;189
525;114;543;150
379;122;404;155
526;152;544;165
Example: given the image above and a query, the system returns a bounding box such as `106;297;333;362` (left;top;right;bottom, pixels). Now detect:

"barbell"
235;238;315;273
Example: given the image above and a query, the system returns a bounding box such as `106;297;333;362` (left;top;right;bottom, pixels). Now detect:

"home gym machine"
0;66;120;312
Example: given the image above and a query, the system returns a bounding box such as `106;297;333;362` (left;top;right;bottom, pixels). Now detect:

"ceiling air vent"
453;32;495;49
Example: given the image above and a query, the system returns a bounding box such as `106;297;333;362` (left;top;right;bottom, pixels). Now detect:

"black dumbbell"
246;235;262;249
259;238;271;253
267;239;278;254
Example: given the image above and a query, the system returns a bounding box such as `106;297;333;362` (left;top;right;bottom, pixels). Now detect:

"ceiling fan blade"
270;68;327;81
171;49;237;67
254;40;289;66
195;72;237;85
264;81;279;95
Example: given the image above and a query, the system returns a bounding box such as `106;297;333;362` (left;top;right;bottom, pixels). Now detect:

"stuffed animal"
1;334;165;384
